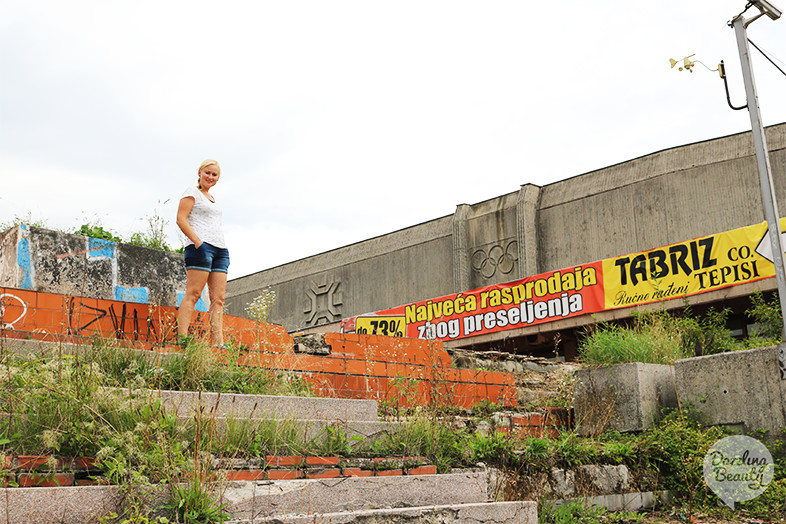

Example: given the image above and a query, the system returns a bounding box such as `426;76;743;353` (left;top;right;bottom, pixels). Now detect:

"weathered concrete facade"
0;225;199;309
227;124;786;337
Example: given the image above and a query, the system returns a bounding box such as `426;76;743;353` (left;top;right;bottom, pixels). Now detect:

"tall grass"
578;307;752;365
0;338;318;522
579;312;696;365
81;337;312;396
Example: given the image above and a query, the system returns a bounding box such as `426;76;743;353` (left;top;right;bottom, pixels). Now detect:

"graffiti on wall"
0;293;27;329
0;288;209;346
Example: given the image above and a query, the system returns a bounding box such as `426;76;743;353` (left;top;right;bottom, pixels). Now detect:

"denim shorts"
184;242;230;273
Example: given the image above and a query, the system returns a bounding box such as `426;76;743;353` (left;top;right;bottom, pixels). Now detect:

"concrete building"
226;124;786;356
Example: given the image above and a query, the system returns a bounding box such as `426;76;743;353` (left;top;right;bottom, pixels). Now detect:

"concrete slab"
674;344;786;432
220;471;491;520
552;490;672;512
156;390;380;422
574;363;677;434
0;485;123;524
236;501;538;523
181;416;398;441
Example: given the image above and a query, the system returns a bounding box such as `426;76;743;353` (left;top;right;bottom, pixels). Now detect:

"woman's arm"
176;196;202;247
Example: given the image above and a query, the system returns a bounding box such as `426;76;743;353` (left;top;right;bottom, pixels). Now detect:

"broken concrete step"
220;471;493;520
0;471;497;524
233;501;537;523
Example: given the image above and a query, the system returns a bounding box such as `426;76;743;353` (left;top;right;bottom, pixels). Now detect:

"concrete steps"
220;470;536;523
0;471;537;524
0;336;539;523
3;338;398;439
240;501;537;523
152;389;395;440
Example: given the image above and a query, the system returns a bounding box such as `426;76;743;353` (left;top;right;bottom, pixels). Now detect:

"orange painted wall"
0;287;516;408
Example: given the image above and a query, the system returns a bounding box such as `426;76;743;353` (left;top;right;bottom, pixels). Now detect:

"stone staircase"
0;338;538;523
222;471;535;523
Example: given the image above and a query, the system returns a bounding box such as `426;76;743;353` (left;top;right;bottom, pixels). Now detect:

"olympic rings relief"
471;240;518;279
0;293;28;329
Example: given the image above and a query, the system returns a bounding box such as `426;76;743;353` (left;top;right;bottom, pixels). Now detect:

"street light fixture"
752;0;782;20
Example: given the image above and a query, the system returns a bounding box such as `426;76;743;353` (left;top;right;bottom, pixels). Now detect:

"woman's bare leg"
178;269;210;338
207;271;228;346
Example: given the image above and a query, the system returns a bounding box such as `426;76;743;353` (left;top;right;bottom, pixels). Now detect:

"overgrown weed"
579;295;784;366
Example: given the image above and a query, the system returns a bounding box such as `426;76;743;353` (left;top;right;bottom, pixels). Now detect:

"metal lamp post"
730;0;786;375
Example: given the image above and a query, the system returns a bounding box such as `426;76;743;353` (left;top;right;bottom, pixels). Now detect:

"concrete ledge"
0;339;381;422
1;225;187;307
674;344;786;432
221;471;491;520
156;390;380;423
551;490;672;513
243;501;538;523
178;416;398;441
0;473;491;523
574;363;677;434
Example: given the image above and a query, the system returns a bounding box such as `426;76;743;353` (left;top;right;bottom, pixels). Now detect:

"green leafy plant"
468;431;519;468
126;200;175;252
319;426;363;457
75;223;122;242
637;409;726;510
539;500;643;524
746;290;783;343
162;476;229;524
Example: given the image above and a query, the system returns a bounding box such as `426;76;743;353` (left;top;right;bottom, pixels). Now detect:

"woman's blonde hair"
197;159;220;188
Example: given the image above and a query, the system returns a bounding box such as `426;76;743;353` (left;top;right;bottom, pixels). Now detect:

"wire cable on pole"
748;38;786;77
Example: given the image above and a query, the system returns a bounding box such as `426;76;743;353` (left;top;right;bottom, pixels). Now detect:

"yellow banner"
354;315;406;337
603;221;778;309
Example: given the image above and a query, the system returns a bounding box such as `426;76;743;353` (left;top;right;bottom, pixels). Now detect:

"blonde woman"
176;159;230;346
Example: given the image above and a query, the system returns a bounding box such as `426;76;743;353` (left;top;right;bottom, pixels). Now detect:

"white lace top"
181;186;227;248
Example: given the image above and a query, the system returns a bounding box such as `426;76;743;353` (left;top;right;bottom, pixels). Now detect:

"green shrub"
539;500;642;524
468;431;519;468
579;312;691;365
579;309;739;365
162;476;229;524
637;410;726;508
746;291;783;343
75;223;122;243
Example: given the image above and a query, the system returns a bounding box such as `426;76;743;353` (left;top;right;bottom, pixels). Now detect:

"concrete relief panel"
304;275;343;326
464;195;520;289
470;239;518;284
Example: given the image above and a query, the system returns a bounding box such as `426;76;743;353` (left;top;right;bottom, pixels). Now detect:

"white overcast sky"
2;1;785;280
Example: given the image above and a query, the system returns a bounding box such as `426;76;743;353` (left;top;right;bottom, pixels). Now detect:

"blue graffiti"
87;238;116;259
114;286;149;303
17;226;33;290
177;291;209;312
